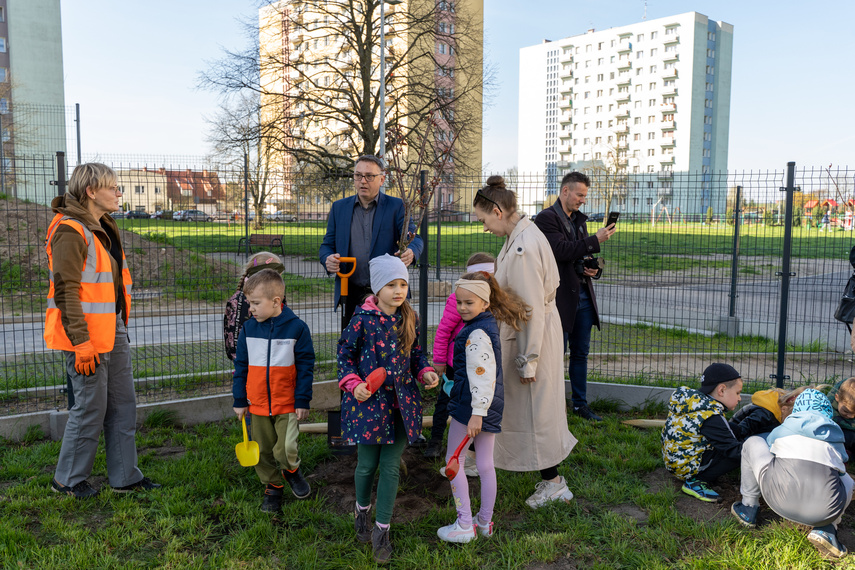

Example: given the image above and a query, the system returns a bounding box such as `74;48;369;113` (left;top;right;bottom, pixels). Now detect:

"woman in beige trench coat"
473;176;578;509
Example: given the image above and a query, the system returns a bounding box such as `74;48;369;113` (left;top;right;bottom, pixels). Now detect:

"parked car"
214;210;233;221
110;211;126;219
154;210;173;220
587;212;605;222
126;210;151;219
263;211;298;222
180;209;214;222
172;210;184;221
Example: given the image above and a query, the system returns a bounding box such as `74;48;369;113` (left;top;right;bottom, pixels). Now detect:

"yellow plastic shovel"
235;415;260;467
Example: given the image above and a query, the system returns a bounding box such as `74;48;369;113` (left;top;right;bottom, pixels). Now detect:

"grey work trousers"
54;315;143;488
741;436;854;527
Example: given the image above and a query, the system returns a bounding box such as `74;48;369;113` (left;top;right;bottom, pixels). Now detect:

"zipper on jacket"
266;320;273;416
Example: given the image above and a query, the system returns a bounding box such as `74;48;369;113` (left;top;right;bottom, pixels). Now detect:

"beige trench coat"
493;216;577;471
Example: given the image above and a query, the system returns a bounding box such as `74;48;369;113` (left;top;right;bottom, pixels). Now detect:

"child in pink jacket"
424;253;496;460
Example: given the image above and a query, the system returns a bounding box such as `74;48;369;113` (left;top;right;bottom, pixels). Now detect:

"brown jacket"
48;194;126;346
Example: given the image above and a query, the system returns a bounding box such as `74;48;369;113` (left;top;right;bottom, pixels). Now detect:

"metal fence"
1;155;854;417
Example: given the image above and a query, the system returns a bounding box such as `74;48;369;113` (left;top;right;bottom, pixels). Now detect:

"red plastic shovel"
444;435;471;480
365;367;388;395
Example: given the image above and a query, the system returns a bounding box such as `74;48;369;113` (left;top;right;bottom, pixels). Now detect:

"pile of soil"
0;195;232;315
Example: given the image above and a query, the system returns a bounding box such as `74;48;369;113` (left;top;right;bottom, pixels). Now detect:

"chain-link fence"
1;155;854;416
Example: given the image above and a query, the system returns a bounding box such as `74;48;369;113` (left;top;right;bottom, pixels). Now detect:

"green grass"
2;406;853;569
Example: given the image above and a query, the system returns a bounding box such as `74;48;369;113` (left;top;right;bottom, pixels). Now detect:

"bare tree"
198;0;488;179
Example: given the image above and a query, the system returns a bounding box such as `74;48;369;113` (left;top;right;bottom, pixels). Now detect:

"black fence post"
728;185;742;318
419;170;428;346
773;162;797;389
244;153;250;257
75;103;82;165
436;204;442;281
53;152;74;409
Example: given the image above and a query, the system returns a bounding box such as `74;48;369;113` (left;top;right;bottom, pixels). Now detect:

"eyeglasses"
353;173;382;182
475;189;502;212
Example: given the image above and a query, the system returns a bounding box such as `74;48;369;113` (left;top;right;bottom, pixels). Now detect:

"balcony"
617;60;632;71
663;53;679;63
616;157;628;167
658;170;673;179
615;108;630;119
657;187;673;197
660;103;677;113
660;139;676;148
662;87;677;98
663;69;678;81
560;51;573;63
560;82;573;95
289;29;305;44
615;125;629;135
559;65;573;78
616;77;631;87
664;34;680;45
660;156;675;165
660;120;676;130
616;93;630;103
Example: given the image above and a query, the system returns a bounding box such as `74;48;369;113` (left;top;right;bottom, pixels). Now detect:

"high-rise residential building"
258;0;483;215
518;12;733;214
0;0;66;201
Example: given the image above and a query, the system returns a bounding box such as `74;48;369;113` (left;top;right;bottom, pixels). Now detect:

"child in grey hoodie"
731;389;853;559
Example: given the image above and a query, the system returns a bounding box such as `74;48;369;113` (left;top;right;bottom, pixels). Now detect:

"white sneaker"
437;519;477;543
475;515;494;538
439;463;479;479
525;476;574;509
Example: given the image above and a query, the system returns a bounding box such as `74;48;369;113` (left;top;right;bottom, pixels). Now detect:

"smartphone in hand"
606;211;620;227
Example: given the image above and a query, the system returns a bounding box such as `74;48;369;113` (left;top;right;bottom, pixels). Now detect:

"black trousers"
341;284;373;329
695;447;740;483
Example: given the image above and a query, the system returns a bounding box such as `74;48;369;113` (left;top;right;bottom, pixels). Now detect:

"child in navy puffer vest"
436;271;530;544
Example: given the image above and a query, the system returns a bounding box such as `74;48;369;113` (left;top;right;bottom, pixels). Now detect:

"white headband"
454;278;491;303
466;262;495;274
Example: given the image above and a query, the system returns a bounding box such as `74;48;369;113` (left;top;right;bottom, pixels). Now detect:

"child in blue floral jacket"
337;254;439;564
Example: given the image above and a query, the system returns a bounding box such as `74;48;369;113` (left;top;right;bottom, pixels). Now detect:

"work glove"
73;340;100;376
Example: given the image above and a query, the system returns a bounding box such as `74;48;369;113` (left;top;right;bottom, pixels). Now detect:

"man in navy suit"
319;155;423;326
533;171;615;422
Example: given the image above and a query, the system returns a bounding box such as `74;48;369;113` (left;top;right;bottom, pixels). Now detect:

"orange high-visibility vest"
44;214;132;353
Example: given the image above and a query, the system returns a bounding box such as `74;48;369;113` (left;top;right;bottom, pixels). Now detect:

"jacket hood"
356;295;399;318
775;411;845;445
255;306;299;328
669;386;724;416
792;388;833;419
751;389;784;422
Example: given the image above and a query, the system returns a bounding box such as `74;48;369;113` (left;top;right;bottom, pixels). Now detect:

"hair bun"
486;175;506;189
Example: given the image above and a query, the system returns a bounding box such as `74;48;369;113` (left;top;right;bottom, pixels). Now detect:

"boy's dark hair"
243;268;286;302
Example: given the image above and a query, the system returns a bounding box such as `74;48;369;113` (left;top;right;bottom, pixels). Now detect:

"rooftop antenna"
642;0;647;20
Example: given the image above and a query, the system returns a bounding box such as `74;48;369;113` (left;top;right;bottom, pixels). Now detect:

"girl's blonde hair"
395;300;417;355
459;271;530;331
67;163;117;208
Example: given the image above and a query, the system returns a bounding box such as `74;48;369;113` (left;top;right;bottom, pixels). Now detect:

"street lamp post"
378;0;402;192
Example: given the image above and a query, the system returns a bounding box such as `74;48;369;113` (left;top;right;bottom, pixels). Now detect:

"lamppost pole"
378;0;400;193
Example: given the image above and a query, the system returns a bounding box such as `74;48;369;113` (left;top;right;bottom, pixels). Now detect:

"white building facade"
518;12;733;216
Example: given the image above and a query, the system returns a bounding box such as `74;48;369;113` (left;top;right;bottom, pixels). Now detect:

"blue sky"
61;0;854;171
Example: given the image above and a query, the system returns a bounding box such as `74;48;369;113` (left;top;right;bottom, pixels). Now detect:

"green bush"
705;206;714;224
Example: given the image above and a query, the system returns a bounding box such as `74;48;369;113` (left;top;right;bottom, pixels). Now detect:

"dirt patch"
525;555;583;570
143;445;186;460
310;445;453;524
611;503;649;525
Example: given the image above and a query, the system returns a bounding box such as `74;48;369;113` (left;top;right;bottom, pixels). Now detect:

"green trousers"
251;412;300;485
354;411;407;525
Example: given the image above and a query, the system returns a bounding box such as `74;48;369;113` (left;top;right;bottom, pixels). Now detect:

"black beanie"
699;363;741;394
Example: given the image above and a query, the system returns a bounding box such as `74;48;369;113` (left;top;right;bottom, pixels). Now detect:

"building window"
704;115;713;125
636;34;644;42
0;38;6;53
648;132;656;140
634;118;641;126
703;149;711;157
154;187;161;194
707;48;715;58
134;186;144;194
0;99;8;114
648;116;654;124
648;99;656;107
0;8;5;22
647;149;655;156
665;26;678;36
708;31;716;41
0;68;6;83
649;65;657;73
650;48;657;56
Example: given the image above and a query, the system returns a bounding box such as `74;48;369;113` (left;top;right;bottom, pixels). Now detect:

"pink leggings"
446;419;497;527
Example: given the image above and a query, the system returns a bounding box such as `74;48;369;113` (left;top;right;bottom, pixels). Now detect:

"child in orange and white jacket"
232;269;315;512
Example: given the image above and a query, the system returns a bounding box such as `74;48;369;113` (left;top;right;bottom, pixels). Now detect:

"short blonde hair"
67;163;117;207
243;268;286;303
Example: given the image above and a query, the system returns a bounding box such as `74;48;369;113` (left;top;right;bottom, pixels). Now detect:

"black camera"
574;256;604;279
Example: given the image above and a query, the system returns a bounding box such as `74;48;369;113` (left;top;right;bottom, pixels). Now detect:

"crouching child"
661;363;743;502
731;389;853;559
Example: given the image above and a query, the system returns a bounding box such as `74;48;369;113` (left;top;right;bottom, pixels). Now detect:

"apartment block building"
259;0;483;216
519;12;733;215
0;0;67;202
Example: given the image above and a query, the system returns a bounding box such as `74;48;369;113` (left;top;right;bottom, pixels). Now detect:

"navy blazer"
319;192;423;308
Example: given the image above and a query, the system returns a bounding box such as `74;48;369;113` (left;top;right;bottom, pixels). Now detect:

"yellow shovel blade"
236;416;260;467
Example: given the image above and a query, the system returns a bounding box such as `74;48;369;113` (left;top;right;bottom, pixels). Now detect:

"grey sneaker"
371;524;393;565
354;503;372;543
525;476;574;509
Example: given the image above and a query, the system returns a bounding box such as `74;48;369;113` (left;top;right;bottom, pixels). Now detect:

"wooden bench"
237;234;284;256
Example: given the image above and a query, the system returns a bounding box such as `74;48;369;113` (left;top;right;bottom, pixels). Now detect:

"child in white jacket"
731;389;853;559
